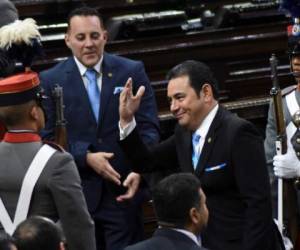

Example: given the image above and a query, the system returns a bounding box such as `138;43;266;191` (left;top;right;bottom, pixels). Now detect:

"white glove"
273;150;300;178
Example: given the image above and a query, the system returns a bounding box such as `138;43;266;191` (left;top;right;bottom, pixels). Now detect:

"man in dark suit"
0;72;96;250
119;60;282;250
40;7;160;250
125;173;208;250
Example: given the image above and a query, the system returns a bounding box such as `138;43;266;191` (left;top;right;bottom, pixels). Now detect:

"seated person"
125;173;209;250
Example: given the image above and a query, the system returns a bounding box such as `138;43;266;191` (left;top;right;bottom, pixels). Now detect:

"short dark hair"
166;60;219;99
0;232;16;250
13;216;64;250
152;173;202;228
67;6;104;31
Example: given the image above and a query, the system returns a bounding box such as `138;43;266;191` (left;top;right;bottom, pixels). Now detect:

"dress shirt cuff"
119;118;136;140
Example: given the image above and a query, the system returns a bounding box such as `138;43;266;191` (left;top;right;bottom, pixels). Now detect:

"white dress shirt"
192;104;219;155
73;56;103;91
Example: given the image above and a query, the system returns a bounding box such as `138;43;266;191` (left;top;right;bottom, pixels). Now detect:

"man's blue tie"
85;68;100;122
192;134;201;169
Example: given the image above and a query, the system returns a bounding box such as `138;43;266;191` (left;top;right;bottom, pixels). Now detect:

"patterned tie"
192;134;201;169
85;68;100;122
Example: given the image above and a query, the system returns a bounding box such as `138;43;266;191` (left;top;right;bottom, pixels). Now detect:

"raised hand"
119;77;145;128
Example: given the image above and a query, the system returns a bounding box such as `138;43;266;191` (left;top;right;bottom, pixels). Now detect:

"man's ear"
103;30;108;43
30;105;39;121
65;33;71;49
201;83;213;101
189;207;201;225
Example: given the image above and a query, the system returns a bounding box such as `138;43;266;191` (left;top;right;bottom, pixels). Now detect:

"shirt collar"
173;228;201;246
73;56;103;76
193;104;219;139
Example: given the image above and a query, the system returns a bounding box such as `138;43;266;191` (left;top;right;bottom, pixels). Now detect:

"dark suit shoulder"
40;57;72;77
104;52;143;67
124;237;184;250
219;106;261;138
124;235;206;250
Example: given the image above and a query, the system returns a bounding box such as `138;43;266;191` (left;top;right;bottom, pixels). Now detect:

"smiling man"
119;60;283;250
39;6;160;250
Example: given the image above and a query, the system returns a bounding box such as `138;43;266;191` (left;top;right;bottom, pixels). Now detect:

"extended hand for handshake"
273;149;300;178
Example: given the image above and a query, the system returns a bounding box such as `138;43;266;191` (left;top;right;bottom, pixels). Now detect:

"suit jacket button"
98;138;102;143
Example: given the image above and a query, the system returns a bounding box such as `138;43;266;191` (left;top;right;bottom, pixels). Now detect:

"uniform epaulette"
282;85;297;96
43;140;65;152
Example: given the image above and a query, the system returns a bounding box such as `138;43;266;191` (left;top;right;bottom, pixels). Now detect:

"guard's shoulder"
282;85;297;96
42;140;64;152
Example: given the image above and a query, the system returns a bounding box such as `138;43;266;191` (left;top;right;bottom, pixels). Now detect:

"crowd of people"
0;0;300;249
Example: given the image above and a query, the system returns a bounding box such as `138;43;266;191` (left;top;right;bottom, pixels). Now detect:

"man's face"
65;15;107;67
167;75;205;131
291;55;300;83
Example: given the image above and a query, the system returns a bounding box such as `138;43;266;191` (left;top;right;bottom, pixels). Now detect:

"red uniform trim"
3;132;41;143
0;72;39;93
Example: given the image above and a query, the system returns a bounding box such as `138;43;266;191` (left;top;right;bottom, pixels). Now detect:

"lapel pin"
207;137;212;143
108;73;113;78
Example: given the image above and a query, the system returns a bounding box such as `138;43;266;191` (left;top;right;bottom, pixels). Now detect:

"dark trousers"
93;185;146;250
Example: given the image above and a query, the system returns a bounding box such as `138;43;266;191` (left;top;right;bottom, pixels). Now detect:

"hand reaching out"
87;152;121;185
116;172;141;202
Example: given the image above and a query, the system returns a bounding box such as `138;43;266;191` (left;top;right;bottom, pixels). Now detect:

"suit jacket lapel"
176;126;194;172
195;106;224;176
183;131;194;172
99;54;115;125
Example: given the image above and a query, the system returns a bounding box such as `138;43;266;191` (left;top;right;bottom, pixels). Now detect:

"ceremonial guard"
0;7;96;249
264;1;300;249
0;72;96;250
265;4;300;194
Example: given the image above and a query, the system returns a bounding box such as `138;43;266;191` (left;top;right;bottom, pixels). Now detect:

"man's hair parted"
152;173;202;228
166;60;219;99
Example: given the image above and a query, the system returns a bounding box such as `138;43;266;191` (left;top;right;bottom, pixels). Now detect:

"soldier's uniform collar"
3;131;41;143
